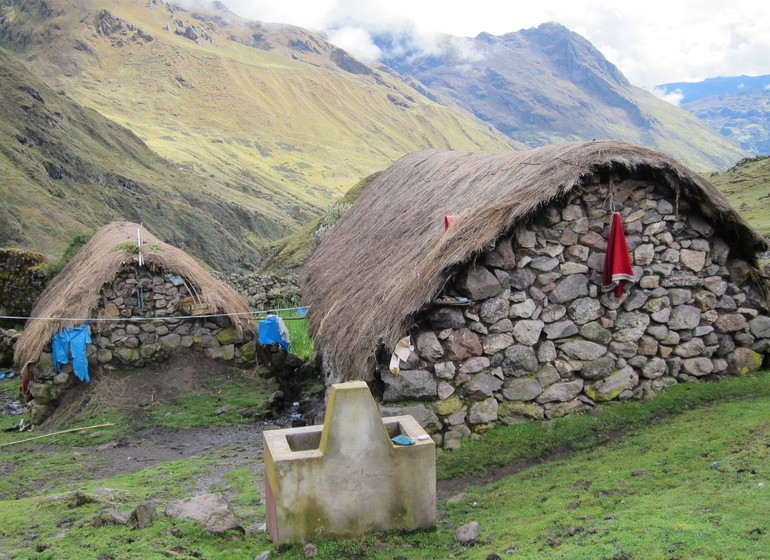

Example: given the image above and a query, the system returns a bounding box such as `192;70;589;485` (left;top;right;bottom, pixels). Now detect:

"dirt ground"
1;354;518;502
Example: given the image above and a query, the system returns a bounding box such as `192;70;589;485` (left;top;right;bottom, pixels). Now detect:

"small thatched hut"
15;222;257;422
301;141;770;448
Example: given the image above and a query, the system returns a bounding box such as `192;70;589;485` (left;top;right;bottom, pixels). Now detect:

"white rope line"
0;305;308;323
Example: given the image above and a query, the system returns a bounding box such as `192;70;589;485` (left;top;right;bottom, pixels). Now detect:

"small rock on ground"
455;521;481;543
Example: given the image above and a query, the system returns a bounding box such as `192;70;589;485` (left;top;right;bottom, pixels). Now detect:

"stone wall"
0;329;22;368
0;249;47;326
213;272;301;310
26;267;257;423
379;178;770;450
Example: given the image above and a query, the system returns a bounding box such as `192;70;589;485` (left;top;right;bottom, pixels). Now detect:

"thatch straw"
15;222;256;379
301;140;769;382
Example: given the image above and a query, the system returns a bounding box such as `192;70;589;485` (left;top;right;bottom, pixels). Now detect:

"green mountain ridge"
0;0;759;270
709;154;770;237
0;47;268;271
0;0;513;262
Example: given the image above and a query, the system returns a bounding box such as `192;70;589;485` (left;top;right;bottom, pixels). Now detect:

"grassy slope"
0;0;512;263
261;171;381;271
1;372;769;558
709;155;770;236
0;47;266;271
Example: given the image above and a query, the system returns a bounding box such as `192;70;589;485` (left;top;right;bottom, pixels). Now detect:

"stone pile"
380;180;770;450
213;272;301;311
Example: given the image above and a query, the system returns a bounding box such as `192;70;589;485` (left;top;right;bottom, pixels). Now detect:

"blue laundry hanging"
52;324;92;382
258;315;290;352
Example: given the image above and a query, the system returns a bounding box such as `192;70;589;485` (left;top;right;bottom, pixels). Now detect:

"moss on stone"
434;395;464;416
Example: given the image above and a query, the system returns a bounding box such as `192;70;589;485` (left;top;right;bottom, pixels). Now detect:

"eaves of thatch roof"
14;222;256;376
301;140;768;382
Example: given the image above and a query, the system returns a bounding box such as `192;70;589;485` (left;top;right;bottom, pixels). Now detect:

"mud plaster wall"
378;178;770;451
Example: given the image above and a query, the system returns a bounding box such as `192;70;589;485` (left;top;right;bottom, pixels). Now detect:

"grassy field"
1;371;769;558
709;155;770;236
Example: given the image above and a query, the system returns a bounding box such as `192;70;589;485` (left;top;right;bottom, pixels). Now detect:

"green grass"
144;374;276;429
0;372;768;558
255;300;314;362
435;398;770;560
710;155;770;236
283;314;314;362
438;370;770;480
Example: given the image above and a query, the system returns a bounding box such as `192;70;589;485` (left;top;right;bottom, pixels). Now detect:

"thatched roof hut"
15;221;256;379
301;141;769;383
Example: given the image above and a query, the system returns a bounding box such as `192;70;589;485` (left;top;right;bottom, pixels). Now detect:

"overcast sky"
215;0;770;93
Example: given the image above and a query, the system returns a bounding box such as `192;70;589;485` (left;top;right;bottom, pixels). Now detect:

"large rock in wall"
381;179;770;449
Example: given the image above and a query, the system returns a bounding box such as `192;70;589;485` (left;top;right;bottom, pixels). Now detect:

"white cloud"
650;87;685;106
219;0;770;86
449;37;486;63
326;26;381;61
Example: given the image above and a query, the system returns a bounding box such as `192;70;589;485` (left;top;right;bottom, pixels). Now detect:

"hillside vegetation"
0;0;512;262
0;47;261;270
0;1;761;270
709;154;770;236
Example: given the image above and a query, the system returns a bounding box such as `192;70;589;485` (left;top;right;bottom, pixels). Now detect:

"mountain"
0;1;754;270
657;75;770;156
373;24;746;171
0;47;264;271
683;91;770;156
708;155;770;236
0;0;512;260
656;75;770;104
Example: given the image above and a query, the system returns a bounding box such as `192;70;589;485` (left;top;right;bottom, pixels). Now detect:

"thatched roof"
301;140;769;382
15;222;256;377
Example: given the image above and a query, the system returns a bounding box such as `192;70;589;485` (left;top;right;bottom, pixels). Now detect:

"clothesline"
0;305;309;323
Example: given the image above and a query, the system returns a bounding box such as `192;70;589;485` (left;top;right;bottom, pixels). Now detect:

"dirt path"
2;365;543;503
18;419;545;503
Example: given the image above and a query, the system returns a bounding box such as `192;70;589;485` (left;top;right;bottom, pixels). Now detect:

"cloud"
326;26;381;61
650;87;685;106
449;37;486;63
219;0;770;86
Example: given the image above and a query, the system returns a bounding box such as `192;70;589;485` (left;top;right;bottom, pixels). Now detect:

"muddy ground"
1;357;521;504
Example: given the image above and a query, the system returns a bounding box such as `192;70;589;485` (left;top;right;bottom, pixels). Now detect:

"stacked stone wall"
213;272;301;310
25;267;257;422
379;179;770;450
0;329;22;368
0;249;48;326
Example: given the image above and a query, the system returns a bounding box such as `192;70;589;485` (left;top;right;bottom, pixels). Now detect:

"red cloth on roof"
602;212;635;297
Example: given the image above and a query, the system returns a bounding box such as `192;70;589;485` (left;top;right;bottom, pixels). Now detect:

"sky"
214;0;770;97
